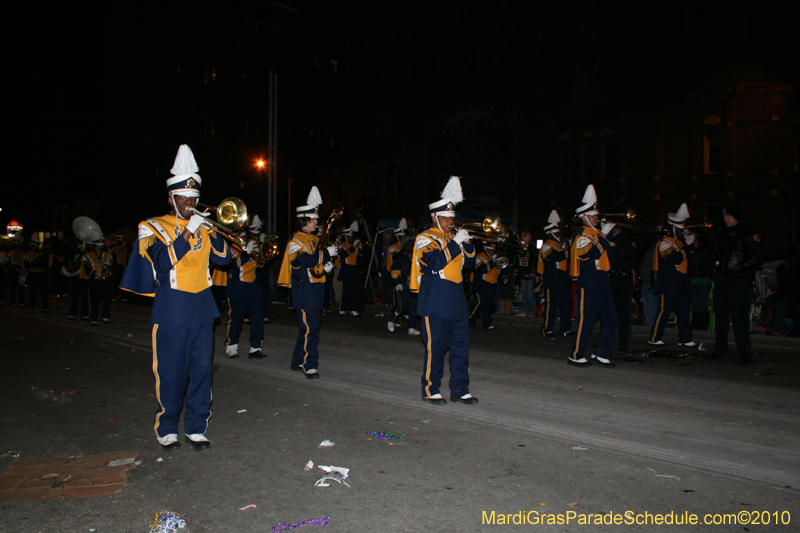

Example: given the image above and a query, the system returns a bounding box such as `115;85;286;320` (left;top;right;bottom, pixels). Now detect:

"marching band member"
387;235;420;334
224;234;266;360
110;234;129;302
567;184;618;368
121;144;232;450
411;176;478;404
81;236;112;324
537;210;572;338
468;241;500;330
24;234;50;313
7;241;26;308
648;203;697;348
278;186;338;379
63;242;89;320
337;221;364;317
248;215;272;324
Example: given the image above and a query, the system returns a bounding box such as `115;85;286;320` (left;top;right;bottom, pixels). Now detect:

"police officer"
708;205;762;365
537;210;572;338
567;185;618;368
648;203;697;347
411;176;478;404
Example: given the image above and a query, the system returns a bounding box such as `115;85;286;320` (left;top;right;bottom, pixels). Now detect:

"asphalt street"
1;296;799;532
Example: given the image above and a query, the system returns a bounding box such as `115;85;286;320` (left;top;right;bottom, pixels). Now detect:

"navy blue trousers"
571;279;618;360
468;285;497;329
713;275;753;358
650;281;693;344
338;266;364;313
152;323;213;438
420;316;471;398
542;280;573;334
226;292;264;349
293;308;321;370
88;278;111;321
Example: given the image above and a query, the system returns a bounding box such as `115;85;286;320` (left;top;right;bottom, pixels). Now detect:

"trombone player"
568;185;618;368
121;144;232;450
278;186;339;379
537;210;572;338
647;203;698;348
411;176;478;404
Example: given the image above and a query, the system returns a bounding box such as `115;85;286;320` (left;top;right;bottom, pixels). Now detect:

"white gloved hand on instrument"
453;229;471;244
246;241;256;254
326;244;339;257
323;262;334;274
187;214;209;234
600;222;615;236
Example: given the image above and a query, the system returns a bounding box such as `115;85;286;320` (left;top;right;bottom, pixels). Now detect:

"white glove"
323;262;334;273
453;229;470;244
395;284;404;292
684;232;696;245
601;222;615;235
187;214;208;234
326;244;339;256
246;241;256;254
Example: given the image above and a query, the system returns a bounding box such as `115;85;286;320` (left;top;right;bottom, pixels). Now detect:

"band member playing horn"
648;203;698;348
337;221;364;317
411;176;478;404
82;236;112;324
568;185;618;368
537;210;572;338
121;144;232;450
468;241;500;330
278;186;338;379
223;231;267;360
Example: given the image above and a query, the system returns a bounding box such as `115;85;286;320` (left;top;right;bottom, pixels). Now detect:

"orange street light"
256;159;266;168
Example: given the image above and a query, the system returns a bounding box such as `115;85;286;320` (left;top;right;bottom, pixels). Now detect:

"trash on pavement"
304;460;314;471
149;511;187;533
365;431;405;440
272;517;331;532
318;440;335;447
572;446;588;451
567;502;581;509
315;465;350;488
30;384;85;404
647;467;680;480
239;504;257;510
0;451;139;501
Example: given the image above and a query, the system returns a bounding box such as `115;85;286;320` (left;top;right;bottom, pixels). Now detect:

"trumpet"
456;213;529;252
684;221;713;231
252;235;280;267
189;197;249;250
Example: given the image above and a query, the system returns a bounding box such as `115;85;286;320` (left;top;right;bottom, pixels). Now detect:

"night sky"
6;1;798;241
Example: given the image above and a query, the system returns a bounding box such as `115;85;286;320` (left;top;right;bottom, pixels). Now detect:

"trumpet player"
248;215;271;324
568;184;618;368
411;176;478;405
468;241;500;330
537;210;572;338
120;144;233;450
278;186;339;379
648;203;698;348
337;222;364;317
223;232;266;360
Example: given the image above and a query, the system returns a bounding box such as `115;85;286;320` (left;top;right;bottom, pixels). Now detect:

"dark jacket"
711;223;762;277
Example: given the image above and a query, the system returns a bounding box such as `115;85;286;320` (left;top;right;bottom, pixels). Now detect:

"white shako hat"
166;144;202;198
393;218;408;236
543;210;561;233
667;203;690;228
428;176;464;217
249;214;263;230
576;184;599;217
342;221;358;235
296;186;322;218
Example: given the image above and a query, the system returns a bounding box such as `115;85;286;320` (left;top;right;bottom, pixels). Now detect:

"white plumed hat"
296;186;323;218
428;176;464;217
543;210;561;232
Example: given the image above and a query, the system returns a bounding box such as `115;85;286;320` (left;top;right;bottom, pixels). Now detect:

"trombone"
456;213;529;252
189;197;249;250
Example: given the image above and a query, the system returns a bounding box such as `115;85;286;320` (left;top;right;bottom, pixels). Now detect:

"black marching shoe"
290;364;304;372
561;330;574;337
543;330;555;339
422;394;447;405
450;394;479;405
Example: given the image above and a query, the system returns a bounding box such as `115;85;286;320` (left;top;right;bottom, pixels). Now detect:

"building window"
704;130;722;174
